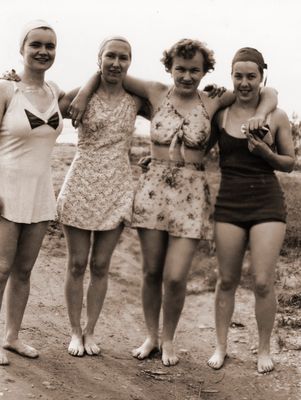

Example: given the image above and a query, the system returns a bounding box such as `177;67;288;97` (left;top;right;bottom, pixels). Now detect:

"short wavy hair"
161;39;215;74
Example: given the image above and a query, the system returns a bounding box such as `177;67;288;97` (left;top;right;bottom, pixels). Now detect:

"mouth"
179;82;193;88
109;69;121;75
239;89;251;96
34;58;50;64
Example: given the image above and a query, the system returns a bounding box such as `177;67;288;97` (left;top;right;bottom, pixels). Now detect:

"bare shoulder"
47;80;64;99
148;81;168;97
270;108;290;125
199;90;222;120
0;80;15;100
148;81;169;109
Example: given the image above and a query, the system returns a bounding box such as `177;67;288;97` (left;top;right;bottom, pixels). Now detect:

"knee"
143;267;163;285
254;280;272;298
90;257;110;279
0;267;10;283
15;267;32;282
69;257;87;278
164;275;185;294
218;276;239;292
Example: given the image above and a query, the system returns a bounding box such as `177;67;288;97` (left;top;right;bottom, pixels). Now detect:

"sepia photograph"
0;0;300;399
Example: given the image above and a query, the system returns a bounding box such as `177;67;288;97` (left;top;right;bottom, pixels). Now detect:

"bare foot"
83;334;100;355
257;353;274;374
0;348;9;366
161;341;179;366
132;337;159;360
207;349;227;370
3;340;38;359
68;334;84;357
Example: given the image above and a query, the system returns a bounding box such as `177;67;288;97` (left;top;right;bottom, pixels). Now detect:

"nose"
183;71;191;81
240;76;249;86
112;57;120;67
38;45;48;54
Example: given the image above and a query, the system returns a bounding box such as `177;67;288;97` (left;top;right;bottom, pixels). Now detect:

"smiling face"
232;61;263;103
21;28;56;72
99;40;131;85
170;51;205;96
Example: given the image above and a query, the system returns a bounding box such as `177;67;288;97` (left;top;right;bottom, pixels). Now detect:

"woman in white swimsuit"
0;20;65;366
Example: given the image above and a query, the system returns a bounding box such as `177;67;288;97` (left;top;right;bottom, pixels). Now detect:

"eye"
175;66;185;72
46;43;56;50
29;41;41;48
120;55;129;61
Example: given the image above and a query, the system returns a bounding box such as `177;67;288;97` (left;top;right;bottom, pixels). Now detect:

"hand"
138;155;151;172
246;134;271;157
67;93;90;128
245;115;266;132
204;84;227;98
0;69;21;82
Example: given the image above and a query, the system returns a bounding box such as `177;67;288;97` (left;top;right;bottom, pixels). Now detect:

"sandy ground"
0;143;300;400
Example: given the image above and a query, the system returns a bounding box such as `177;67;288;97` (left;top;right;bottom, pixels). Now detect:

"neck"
172;86;198;100
19;69;45;87
234;96;260;111
99;80;124;96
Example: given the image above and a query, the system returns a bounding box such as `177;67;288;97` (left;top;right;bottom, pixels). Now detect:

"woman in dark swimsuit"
207;47;295;374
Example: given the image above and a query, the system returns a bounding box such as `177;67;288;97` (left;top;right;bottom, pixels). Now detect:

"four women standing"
0;22;295;375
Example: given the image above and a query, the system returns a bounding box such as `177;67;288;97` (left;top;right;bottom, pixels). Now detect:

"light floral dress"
57;91;137;230
131;89;212;240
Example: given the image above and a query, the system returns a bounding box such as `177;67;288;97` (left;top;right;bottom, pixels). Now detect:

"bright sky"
1;0;300;118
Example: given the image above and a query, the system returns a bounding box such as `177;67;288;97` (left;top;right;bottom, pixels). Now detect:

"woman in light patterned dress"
69;39;277;366
57;37;145;357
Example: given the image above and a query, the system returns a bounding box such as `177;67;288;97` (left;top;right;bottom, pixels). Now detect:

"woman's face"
170;51;205;96
232;61;262;102
99;40;131;84
21;28;56;72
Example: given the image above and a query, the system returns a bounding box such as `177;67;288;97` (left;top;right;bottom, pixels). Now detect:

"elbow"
283;158;295;173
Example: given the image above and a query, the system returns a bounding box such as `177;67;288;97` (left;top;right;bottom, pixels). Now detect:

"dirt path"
0;144;300;400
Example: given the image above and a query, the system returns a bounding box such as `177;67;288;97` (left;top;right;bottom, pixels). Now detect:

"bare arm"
68;73;100;126
0;80;14;213
58;87;80;118
246;87;278;131
247;109;295;172
204;86;278;128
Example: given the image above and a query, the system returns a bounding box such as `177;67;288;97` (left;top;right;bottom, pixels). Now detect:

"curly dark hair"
161;39;215;74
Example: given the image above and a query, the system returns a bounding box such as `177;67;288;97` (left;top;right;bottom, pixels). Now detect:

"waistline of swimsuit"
151;142;204;164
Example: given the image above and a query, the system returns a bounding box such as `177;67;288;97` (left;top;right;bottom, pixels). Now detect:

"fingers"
204;84;224;98
245;116;265;132
68;107;83;128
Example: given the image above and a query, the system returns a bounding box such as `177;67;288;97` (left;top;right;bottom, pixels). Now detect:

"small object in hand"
241;124;273;146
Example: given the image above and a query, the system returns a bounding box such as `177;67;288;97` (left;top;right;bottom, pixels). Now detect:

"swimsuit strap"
221;107;229;129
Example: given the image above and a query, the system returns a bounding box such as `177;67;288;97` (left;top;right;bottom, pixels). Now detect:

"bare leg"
161;236;199;366
4;221;48;359
0;218;19;365
132;229;168;360
63;225;91;356
208;223;247;370
83;225;124;355
250;222;286;373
